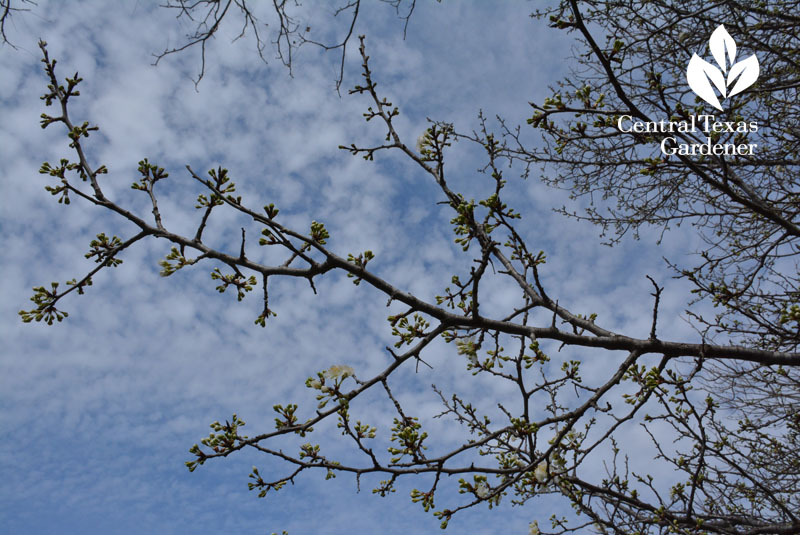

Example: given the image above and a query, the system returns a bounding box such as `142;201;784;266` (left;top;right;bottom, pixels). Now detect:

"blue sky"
0;1;709;534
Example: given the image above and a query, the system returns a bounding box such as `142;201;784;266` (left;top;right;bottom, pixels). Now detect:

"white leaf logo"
687;55;726;111
686;25;759;111
709;25;736;73
727;54;759;97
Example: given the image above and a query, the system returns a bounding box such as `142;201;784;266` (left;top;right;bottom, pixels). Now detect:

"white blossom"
309;379;322;389
475;481;489;499
529;520;540;535
549;450;566;470
534;461;548;483
508;454;527;469
323;364;355;379
566;430;580;447
456;337;479;366
415;131;430;152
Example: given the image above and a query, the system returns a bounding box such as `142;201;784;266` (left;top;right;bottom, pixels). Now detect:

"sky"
0;1;710;534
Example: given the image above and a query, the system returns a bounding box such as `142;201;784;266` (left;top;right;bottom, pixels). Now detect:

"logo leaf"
709;25;736;73
727;53;759;98
686;25;758;110
687;54;725;111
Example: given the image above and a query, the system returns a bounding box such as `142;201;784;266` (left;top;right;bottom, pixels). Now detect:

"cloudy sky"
0;1;708;533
